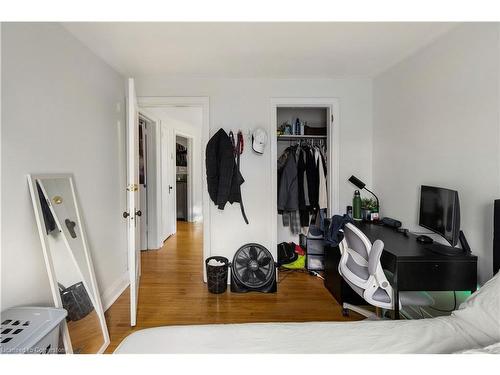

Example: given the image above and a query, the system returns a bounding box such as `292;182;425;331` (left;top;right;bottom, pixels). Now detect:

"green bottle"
353;190;362;221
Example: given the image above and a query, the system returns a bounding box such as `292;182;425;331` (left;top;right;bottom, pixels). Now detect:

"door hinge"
331;114;334;123
126;184;138;192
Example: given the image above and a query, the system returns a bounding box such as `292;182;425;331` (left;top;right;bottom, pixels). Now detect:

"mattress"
115;272;500;354
114;317;484;354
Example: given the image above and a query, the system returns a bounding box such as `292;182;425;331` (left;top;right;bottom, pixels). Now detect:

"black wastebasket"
205;256;229;294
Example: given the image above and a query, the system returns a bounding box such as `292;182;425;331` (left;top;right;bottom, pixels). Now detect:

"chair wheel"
342;308;349;317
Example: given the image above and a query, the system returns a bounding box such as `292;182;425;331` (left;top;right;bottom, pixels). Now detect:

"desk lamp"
348;175;380;215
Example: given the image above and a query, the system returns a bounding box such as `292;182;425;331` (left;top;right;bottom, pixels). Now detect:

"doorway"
137;97;211;279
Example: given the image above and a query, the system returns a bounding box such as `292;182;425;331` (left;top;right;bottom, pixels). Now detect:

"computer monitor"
419;185;461;246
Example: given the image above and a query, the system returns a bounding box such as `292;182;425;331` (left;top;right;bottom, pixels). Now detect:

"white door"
126;78;141;327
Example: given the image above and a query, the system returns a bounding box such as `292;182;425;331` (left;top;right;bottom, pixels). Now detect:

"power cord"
277;268;309;284
277;268;324;283
427;291;457;313
308;270;325;280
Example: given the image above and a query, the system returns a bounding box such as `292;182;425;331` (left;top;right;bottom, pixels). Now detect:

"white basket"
1;307;67;354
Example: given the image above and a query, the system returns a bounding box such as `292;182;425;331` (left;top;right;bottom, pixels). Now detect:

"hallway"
104;222;359;353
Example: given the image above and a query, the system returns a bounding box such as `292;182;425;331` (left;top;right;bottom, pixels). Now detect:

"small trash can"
1;306;67;354
205;256;229;294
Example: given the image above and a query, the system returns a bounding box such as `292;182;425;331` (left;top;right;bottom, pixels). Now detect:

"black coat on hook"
206;128;248;223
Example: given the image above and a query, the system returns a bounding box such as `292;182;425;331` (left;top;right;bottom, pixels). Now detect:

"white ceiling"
63;22;457;78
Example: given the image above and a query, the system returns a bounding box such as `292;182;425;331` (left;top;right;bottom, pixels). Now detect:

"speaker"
494;200;500;275
381;217;402;229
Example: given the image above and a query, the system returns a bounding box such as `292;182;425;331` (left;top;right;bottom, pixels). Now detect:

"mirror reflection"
29;175;109;353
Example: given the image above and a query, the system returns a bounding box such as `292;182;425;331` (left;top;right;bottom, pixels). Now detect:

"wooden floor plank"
104;221;360;353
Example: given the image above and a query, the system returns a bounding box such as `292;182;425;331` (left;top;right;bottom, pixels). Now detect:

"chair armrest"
368;239;384;276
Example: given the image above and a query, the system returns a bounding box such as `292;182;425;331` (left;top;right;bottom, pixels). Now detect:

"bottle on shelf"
353;190;362;221
295;118;301;135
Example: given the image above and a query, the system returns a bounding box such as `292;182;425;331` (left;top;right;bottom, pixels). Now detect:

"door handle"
169;185;173;193
135;210;142;217
123;211;130;218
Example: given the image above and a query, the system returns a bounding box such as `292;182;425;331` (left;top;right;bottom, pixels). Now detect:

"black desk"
344;222;477;319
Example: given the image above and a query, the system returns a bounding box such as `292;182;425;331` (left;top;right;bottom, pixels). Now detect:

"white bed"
115;272;500;354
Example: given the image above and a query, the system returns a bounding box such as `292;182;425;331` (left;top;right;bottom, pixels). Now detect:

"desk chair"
338;223;434;319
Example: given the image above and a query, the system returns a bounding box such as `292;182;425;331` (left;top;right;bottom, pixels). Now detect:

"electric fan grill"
230;243;277;293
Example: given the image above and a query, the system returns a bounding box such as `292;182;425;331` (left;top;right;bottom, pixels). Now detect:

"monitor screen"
419;185;460;246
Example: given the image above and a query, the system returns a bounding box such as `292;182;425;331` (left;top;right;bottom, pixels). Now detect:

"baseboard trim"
192;215;203;223
101;272;129;311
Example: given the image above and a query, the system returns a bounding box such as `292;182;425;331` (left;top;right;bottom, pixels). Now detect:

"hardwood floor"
104;221;361;353
67;310;105;354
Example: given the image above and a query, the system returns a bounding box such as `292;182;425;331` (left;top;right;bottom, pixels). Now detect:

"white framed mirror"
27;174;110;354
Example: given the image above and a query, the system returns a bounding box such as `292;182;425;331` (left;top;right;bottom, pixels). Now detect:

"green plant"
361;197;377;211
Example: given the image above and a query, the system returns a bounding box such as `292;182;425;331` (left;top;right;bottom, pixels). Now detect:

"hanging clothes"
278;141;328;235
305;146;319;209
277;147;298;212
282;210;301;235
315;147;328;210
296;147;309;227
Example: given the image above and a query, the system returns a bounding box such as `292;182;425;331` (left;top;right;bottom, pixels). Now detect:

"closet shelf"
277;135;327;141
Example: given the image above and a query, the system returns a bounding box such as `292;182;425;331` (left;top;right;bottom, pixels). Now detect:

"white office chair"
338;223;434;319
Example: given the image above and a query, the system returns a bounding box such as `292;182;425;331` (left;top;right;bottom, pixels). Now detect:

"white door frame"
270;97;340;255
173;131;195;225
138;96;210;280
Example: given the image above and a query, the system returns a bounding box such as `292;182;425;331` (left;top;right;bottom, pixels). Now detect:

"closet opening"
271;99;340;276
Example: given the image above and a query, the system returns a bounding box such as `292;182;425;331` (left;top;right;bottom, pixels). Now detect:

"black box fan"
230;243;277;293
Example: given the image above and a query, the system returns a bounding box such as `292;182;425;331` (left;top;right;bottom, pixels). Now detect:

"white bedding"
115;317;485;354
115;272;500;354
459;342;500;354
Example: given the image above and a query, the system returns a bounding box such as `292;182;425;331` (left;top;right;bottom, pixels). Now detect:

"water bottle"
353;190;362;221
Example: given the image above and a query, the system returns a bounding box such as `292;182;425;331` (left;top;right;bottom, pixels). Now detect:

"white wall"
135;78;373;261
1;23;127;310
373;23;500;284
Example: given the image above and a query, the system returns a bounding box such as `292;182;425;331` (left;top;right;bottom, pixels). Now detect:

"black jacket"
324;214;352;246
277;147;298;211
206;128;244;210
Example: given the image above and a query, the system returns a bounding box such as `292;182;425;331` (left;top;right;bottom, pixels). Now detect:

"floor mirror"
28;174;110;353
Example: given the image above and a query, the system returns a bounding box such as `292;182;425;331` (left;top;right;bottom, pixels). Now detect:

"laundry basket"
0;307;67;354
205;256;229;294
